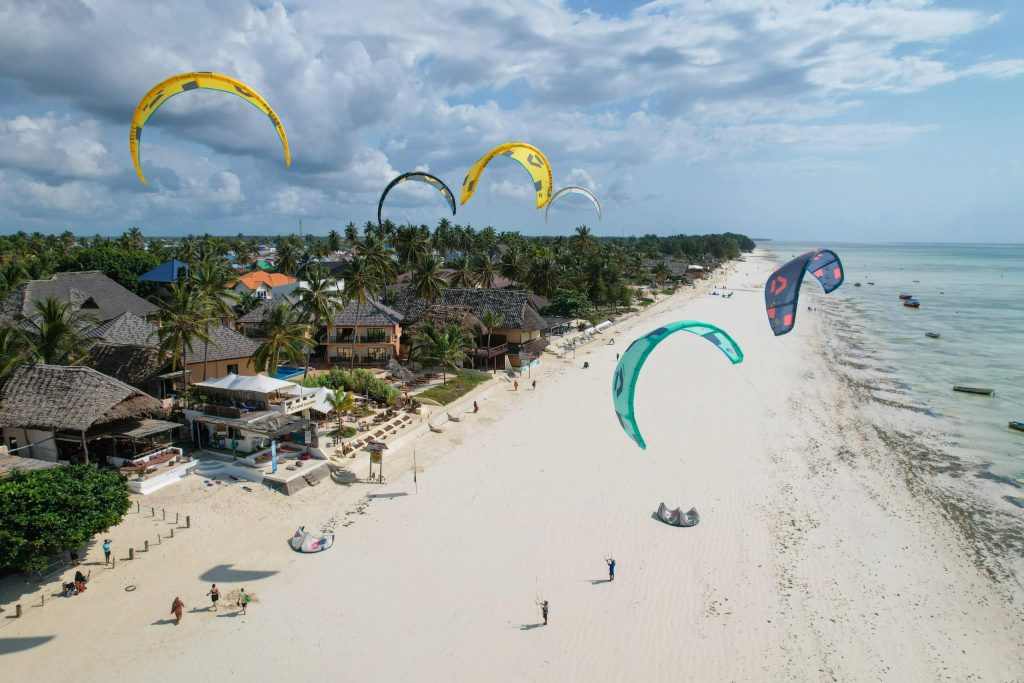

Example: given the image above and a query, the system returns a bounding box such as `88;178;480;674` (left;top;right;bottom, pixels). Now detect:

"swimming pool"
273;366;305;380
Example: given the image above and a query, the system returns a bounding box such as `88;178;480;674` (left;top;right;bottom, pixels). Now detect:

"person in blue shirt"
606;557;615;581
102;539;111;565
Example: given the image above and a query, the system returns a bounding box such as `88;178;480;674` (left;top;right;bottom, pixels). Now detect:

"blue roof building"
139;259;190;283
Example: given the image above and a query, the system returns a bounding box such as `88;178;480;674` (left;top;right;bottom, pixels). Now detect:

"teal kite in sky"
612;321;744;450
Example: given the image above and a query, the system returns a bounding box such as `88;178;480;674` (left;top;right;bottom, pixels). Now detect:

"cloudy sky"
0;0;1022;242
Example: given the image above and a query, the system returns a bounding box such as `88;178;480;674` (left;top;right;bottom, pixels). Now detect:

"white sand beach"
2;251;1022;682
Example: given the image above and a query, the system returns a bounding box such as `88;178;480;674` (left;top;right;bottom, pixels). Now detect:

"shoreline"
2;250;1023;681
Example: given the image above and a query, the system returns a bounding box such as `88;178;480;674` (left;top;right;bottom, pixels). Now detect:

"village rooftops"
0;271;157;325
85;311;259;363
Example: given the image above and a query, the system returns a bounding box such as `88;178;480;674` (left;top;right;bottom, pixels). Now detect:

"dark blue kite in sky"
764;249;844;336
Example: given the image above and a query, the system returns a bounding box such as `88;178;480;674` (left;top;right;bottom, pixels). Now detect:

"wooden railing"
467;343;508;358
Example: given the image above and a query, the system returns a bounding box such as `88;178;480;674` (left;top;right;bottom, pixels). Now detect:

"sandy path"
2;252;1021;682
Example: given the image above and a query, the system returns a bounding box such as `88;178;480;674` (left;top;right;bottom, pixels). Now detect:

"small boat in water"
854;282;862;287
903;299;920;308
1009;421;1024;433
899;293;914;300
867;282;875;285
925;332;940;339
953;386;994;396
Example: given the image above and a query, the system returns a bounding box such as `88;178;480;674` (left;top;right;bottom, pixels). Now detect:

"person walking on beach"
606;557;616;582
102;539;111;565
238;588;251;615
170;596;185;624
207;584;220;611
514;379;519;391
473;401;479;413
615;352;619;362
539;599;549;625
532;379;537;390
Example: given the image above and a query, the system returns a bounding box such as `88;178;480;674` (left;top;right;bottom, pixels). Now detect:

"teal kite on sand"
612;321;744;450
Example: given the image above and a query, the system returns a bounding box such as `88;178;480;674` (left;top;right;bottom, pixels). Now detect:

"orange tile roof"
232;271;297;290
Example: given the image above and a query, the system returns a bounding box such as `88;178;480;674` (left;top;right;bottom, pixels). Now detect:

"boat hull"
953;386;994;396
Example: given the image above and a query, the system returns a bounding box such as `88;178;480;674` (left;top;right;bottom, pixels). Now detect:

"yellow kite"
460;142;553;209
129;72;290;184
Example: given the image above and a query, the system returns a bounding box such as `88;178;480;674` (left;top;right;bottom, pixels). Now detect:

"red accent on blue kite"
764;248;844;336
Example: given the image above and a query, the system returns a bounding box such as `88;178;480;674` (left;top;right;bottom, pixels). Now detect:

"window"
257;290;267;299
367;347;389;361
227;364;238;374
365;328;387;343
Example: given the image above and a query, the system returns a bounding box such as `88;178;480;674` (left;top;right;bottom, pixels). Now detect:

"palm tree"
343;222;360;247
394;224;430;270
188;261;240;380
652;262;671;286
327;229;343;254
411;254;448;301
474;254;500;289
500;247;528;284
275;241;300;276
234;290;262;319
479;309;505;374
361;233;397;286
409;320;474;383
16;298;94;366
150;282;216;391
570;225;595;253
297;266;343;378
252;302;312;375
326;389;355;438
0;326;27;379
340;255;378;369
448;256;477;288
526;256;562;298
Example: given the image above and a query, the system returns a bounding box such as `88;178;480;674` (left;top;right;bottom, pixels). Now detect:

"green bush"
0;466;131;572
298;368;400;405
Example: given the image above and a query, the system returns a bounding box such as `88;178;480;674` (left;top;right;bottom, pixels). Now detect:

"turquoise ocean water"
764;242;1024;481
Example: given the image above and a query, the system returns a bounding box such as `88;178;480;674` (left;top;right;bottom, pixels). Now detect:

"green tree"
409;320;474;383
0;466;131;572
150;282;216;390
187;261;240;380
411;254;448;301
17;297;95;365
253;302;312;375
297;266;343;378
327;229;343;253
546;288;595;318
326;389;355;438
474;254;500;289
0;326;27;379
448;256;477;288
479;308;505;374
57;245;160;295
340;255;378;369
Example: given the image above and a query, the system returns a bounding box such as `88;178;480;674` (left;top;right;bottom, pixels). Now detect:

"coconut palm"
479;308;505;374
448;256;477;288
275;241;300;276
252;302;312;375
394;224;430;270
411;254;448;301
326;389;355;438
343;222;360;247
340;255;378;369
327;229;343;253
361;233;397;286
187;260;240;380
500;247;528;284
0;326;27;379
474;254;501;289
16;297;95;366
570;225;595;253
408;320;474;383
297;266;343;378
150;283;217;390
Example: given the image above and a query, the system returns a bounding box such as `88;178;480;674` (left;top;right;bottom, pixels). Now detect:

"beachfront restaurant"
187;373;319;460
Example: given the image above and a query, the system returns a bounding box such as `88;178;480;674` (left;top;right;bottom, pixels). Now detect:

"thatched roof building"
0;364;163;432
404;305;484;337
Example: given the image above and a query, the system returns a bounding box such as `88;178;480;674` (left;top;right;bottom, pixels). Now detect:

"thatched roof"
392;286;545;331
90;343;166;387
404;305;484;337
0;364;163;432
521;337;550;355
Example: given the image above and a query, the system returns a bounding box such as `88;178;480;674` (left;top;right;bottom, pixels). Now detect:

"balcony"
328;335;393;344
268;393;316;414
467;342;508;358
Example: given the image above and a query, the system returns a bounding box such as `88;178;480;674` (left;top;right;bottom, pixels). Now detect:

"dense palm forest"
0;222;754;380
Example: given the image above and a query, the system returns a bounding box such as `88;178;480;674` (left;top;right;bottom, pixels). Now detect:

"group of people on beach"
169;584;251;625
535;558;615;626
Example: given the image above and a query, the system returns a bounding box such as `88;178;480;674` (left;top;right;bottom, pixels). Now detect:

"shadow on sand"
0;636;55;654
151;618;177;626
519;623;544;631
199;565;277;583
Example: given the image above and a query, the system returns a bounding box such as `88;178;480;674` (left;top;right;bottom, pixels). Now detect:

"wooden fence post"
169;529;174;539
16;604;22;618
129;548;135;560
186;515;191;528
162;508;166;521
144;540;149;552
